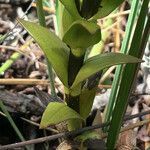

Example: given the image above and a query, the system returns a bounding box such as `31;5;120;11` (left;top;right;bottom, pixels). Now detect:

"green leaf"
18;19;69;87
62;8;75;37
91;0;124;20
59;0;81;19
104;0;140;129
75;130;101;142
67;119;82;131
40;102;84;128
75;130;106;149
71;53;141;88
106;0;149;148
63;20;101;49
79;88;96;119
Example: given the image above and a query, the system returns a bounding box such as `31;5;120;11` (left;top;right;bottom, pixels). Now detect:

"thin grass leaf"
55;0;64;37
36;0;46;27
104;0;140;125
0;101;30;150
106;0;149;148
0;40;32;75
0;52;20;75
36;0;57;98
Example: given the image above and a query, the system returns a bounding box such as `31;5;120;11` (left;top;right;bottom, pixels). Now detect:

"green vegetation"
17;0;149;149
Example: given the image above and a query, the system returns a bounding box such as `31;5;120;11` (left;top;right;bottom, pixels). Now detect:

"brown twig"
0;79;113;90
114;15;121;52
100;10;130;20
0;110;150;149
99;66;116;84
20;117;59;133
1;119;150;150
102;119;150;139
124;110;150;121
98;84;112;89
0;110;58;133
0;79;49;85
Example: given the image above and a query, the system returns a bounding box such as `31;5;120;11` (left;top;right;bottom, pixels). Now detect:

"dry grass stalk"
0;79;49;85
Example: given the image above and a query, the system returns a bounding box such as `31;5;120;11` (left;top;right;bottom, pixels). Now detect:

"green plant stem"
0;101;30;150
0;52;20;75
66;50;85;114
68;51;84;87
106;0;149;149
66;38;86;114
80;0;100;19
104;0;140;125
36;0;57;98
79;16;114;120
66;95;80;114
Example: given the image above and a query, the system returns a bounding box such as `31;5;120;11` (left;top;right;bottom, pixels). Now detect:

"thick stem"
66;95;80;114
68;50;84;87
66;49;85;113
80;0;100;19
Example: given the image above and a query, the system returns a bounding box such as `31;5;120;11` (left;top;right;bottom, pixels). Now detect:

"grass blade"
104;0;140;125
55;0;64;37
0;52;20;75
36;0;57;98
0;101;30;150
106;0;149;149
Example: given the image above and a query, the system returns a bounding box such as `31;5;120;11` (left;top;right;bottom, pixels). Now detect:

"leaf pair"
60;0;101;50
19;19;141;89
18;19;141;128
18;19;101;87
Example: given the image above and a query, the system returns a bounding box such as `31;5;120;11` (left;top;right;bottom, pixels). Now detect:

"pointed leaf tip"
18;19;69;87
71;53;141;88
91;0;124;20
